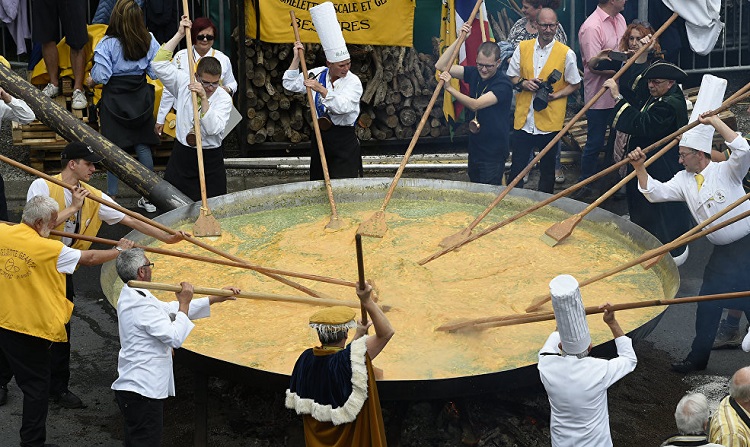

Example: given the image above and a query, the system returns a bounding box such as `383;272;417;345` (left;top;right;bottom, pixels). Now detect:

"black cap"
61;142;103;163
642;61;688;82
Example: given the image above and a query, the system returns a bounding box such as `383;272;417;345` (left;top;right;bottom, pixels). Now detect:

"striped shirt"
709;395;750;447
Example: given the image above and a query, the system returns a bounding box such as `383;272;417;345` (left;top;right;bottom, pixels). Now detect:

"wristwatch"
613;94;623;102
115;246;123;252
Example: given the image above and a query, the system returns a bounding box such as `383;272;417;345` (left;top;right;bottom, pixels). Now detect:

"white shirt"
282;67;362;126
27;179;125;246
0;97;35;123
638;133;750;245
506;38;581;135
111;285;210;399
156;48;237;124
152;58;233;149
538;331;637;447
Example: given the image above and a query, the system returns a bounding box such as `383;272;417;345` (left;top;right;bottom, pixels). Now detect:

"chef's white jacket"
111;284;210;399
538;331;637;447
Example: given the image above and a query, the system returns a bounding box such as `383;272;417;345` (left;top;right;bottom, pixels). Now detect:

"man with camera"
507;8;581;193
435;23;513;186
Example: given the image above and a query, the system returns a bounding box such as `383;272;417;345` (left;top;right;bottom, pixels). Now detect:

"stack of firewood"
242;39;449;145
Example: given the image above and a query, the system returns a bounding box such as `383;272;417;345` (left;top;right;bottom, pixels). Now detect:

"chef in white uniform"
538;274;637;447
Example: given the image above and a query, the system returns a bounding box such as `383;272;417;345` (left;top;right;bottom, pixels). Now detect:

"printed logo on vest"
0;248;36;280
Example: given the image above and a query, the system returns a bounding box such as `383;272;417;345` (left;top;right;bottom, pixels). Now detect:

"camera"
532;69;562;111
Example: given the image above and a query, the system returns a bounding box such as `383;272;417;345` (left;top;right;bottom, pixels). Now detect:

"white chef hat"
681;74;727;154
310;2;350;63
550;274;591;356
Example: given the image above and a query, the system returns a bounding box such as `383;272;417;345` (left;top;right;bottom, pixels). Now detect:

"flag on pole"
438;0;494;126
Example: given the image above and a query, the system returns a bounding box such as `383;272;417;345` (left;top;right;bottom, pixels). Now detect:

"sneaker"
138;197;157;213
42;83;60;98
555;171;565;184
51;390;85;409
712;319;744;350
71;89;87;110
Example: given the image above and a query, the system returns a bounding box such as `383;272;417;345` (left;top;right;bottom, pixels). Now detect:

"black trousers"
0;327;52;447
0;173;8;221
115;390;165;447
509;130;558;194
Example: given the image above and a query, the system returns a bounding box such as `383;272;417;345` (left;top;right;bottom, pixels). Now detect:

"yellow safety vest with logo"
0;223;74;342
514;39;570;132
45;175;104;250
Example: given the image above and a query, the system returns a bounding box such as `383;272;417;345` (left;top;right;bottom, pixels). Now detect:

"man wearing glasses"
604;60;693;265
575;0;627;193
435;22;513;185
506;8;581;193
112;248;239;444
152;16;233;202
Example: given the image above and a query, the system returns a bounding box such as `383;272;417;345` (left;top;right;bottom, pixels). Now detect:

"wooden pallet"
561;87;737;153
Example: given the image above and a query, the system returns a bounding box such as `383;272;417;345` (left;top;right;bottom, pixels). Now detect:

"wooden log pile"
243;39;450;145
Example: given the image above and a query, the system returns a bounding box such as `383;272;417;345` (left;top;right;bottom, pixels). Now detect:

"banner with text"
246;0;415;46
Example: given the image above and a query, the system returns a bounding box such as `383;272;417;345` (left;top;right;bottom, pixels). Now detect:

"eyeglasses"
196;34;215;42
678;151;697;160
647;79;668;85
538;22;557;29
196;76;220;89
141;262;154;270
476;62;497;71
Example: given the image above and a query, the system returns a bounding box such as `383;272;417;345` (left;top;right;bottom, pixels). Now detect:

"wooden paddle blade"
193;208;222;237
640;251;665;270
357;211;387;238
439;228;472;249
540;214;583;247
325;216;344;231
435;318;473;332
525;294;551;313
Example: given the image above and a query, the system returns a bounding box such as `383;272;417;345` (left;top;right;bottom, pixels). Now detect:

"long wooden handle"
355;234;368;324
438;290;750;332
458;13;681;235
128;280;360;308
0;220;355;288
290;11;339;222
376;0;486;214
180;0;211;211
0;154;326;297
419;85;750;265
526;206;750;312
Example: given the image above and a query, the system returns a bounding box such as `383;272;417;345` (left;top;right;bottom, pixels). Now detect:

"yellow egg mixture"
136;197;671;381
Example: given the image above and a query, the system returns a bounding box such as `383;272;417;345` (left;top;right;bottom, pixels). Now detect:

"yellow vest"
514;39;570;132
0;223;74;342
46;175;104;250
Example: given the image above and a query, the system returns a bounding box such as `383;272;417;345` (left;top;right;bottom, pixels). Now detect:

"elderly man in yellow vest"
0;195;134;447
15;141;184;410
506;7;581;193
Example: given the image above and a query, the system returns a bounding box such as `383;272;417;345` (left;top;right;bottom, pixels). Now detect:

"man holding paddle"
627;82;750;373
13;141;185;410
111;248;238;445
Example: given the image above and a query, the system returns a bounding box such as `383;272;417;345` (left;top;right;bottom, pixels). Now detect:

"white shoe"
42;83;60;98
71;89;87;110
137;197;157;213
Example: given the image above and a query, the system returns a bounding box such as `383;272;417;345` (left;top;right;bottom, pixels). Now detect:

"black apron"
99;74;159;149
309;125;362;181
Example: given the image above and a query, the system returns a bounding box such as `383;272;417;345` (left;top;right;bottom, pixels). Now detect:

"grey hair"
22;196;59;226
674;393;710;435
116;248;147;282
730;367;750;402
317;330;349;345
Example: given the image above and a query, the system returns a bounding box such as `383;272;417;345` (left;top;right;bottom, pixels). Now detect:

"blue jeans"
578;108;612;181
107;144;154;196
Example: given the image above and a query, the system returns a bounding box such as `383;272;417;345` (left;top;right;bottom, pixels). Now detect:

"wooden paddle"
180;0;221;237
525;206;750;313
541;139;679;247
437;290;750;332
437;13;680;249
418;85;750;265
356;0;486;238
0;154;327;298
0;220;356;288
640;189;750;269
290;11;342;231
355;234;368;324
128;280;362;308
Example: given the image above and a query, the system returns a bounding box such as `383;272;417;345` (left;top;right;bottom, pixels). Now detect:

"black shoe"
569;186;598;203
51;390;85;409
0;384;7;406
44;444;60;447
671;359;707;373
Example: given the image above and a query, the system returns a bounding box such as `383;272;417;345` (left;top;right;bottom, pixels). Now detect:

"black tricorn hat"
642;60;687;82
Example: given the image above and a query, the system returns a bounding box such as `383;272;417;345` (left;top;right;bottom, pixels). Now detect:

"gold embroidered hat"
309;306;356;333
